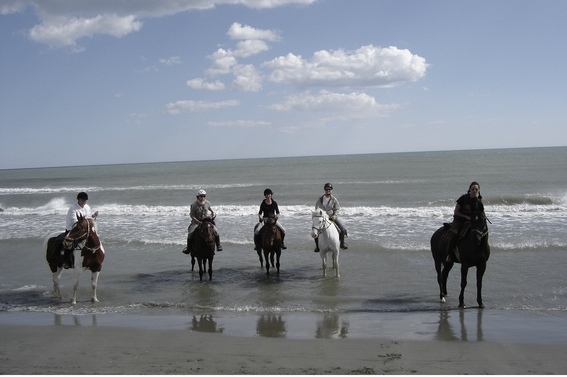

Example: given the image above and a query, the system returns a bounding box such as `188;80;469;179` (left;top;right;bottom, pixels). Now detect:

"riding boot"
254;234;261;251
281;233;287;250
314;238;320;253
339;232;348;250
215;235;223;251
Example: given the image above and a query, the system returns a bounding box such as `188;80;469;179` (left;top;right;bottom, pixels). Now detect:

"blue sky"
1;0;566;169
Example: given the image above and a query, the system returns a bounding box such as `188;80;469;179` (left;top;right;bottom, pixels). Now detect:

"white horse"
311;210;340;278
44;215;105;304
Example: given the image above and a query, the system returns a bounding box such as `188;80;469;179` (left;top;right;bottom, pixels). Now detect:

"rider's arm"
453;202;470;221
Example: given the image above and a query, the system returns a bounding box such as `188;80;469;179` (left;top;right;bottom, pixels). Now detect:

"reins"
64;219;101;253
312;214;333;236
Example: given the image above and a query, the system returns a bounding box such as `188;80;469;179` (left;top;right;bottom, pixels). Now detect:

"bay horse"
259;216;282;276
44;215;105;304
431;211;490;308
311;210;340;278
191;218;216;281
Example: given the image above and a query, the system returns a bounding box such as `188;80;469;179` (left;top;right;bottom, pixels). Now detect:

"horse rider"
254;188;287;251
446;181;484;262
186;189;222;254
58;192;99;268
314;183;348;252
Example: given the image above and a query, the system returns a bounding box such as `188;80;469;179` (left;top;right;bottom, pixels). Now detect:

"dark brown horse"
260;217;282;276
431;211;490;308
191;218;216;281
44;215;105;304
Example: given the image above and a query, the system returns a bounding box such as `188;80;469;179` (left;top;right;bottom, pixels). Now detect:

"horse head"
198;218;216;245
468;211;489;245
63;214;90;249
311;210;329;238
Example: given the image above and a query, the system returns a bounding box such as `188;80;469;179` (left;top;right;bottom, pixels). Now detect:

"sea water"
1;147;566;341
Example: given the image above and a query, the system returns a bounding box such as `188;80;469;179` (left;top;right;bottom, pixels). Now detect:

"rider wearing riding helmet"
254;188;287;251
186;189;222;253
314;183;348;252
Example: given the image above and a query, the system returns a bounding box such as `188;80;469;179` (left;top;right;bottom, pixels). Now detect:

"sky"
1;0;566;169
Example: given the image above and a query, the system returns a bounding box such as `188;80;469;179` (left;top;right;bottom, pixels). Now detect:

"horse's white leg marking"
91;271;100;303
71;250;82;305
52;268;63;299
321;251;327;277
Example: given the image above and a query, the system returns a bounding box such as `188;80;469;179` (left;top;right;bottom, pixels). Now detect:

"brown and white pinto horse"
44;215;105;304
260;216;282;276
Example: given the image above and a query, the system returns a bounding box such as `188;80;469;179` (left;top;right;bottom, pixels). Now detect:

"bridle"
312;213;333;236
64;218;101;253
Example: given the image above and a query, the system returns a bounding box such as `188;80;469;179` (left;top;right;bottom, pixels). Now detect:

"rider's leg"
335;218;348;249
277;223;287;249
254;222;263;250
314;237;319;253
214;226;223;251
186;224;197;253
446;219;462;262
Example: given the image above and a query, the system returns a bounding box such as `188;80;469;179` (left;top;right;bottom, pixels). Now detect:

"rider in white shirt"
61;192;98;268
66;192;98;231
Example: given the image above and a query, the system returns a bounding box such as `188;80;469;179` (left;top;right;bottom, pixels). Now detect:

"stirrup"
313;247;319;253
340;243;348;250
282;244;287;250
216;245;223;251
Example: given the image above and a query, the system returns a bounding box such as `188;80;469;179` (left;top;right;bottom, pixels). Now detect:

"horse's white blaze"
311;211;341;279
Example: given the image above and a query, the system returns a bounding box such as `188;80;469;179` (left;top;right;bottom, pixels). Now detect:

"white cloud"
5;0;311;48
232;64;263;92
166;99;239;114
206;48;238;76
28;14;142;47
186;78;225;91
227;22;280;41
207;120;271;128
264;45;428;88
160;56;182;65
269;90;400;114
234;39;270;57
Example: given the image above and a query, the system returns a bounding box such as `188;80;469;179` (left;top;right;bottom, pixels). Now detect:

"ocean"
1;147;567;342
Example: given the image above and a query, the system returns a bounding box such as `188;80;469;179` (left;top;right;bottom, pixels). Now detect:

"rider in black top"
254;188;287;250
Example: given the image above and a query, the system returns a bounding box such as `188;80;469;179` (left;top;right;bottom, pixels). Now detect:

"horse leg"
333;251;340;279
257;249;264;267
198;258;204;281
476;263;486;308
321;252;327;277
191;255;196;271
264;250;270;276
207;258;213;281
71;266;82;305
459;264;469;308
52;268;63;299
91;271;101;303
276;250;281;274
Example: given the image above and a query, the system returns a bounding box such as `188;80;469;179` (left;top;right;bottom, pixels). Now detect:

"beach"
1;148;567;374
2;317;567;375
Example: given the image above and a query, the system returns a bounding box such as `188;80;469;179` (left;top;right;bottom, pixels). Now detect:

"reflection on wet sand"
191;315;224;333
316;313;348;339
436;309;484;341
256;314;286;338
53;314;98;327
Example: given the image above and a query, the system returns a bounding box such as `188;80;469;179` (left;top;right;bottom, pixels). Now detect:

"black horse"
191;218;216;281
431;211;490;308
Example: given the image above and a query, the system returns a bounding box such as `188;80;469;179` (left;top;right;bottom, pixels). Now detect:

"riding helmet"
324;183;333;190
197;189;207;197
77;192;88;200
